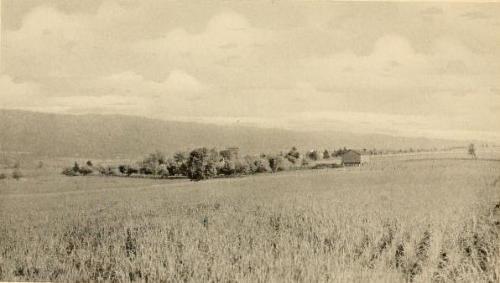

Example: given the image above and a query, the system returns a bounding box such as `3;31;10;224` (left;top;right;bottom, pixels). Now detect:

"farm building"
341;150;369;166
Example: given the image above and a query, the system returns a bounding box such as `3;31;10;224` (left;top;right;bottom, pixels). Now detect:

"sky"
1;0;499;141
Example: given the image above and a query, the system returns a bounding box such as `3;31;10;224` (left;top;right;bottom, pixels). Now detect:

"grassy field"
1;151;499;282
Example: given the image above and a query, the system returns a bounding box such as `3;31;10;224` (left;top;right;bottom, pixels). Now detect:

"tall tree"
468;143;477;159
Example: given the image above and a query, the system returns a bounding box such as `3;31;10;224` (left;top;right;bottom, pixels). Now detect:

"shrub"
234;160;250;175
72;162;80;172
323;150;330;159
118;164;128;175
0;173;6;180
62;167;79;176
157;164;170;178
12;170;23;180
219;160;236;176
187;148;219;181
126;165;139;176
78;166;93;176
97;165;111;176
139;165;155;175
307;150;320;161
270;156;294;172
244;156;271;174
284;147;300;164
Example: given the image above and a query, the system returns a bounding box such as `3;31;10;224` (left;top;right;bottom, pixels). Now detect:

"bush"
139;165;155;175
187;148;219;181
157;164;170;178
244;156;271;174
97;165;117;176
307;150;320;161
219;160;236;176
62;167;79;176
78;166;93;176
118;164;128;175
285;147;301;164
323;150;330;159
12;170;23;180
0;173;6;180
166;159;187;176
234;160;251;175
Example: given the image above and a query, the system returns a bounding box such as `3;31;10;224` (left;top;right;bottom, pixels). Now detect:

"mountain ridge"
0;109;468;158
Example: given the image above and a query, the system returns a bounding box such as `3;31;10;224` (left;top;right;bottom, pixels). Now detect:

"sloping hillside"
0;110;465;158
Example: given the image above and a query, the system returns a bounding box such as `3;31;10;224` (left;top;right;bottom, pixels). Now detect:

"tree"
73;162;80;173
157;164;169;178
86;160;93;167
62;167;79;176
126;165;139;176
323;150;330;159
145;151;167;165
118;164;138;176
234;159;251;175
285;147;301;164
174;151;188;163
170;152;189;176
268;155;292;172
140;151;167;176
187;148;219;181
307;150;320;161
219;160;236;176
118;164;128;175
268;156;281;173
12;169;23;180
468;143;477;159
78;166;93;176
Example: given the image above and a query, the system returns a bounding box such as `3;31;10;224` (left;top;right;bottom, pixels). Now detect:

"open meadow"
1;151;499;282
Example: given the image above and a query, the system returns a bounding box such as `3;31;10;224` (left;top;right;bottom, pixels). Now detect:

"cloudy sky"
1;0;499;141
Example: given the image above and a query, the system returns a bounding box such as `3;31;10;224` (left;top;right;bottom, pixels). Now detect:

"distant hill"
0;109;467;158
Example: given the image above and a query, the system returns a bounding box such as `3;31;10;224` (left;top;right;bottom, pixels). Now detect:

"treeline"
63;147;345;181
61;145;452;181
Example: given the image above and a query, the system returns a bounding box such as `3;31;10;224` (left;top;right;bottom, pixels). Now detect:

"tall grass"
0;157;499;282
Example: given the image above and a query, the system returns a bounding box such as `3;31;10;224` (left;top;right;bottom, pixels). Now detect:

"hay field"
1;152;499;282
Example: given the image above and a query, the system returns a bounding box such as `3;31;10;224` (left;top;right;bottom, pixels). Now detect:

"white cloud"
2;2;499;142
134;10;271;71
97;70;205;96
0;75;41;108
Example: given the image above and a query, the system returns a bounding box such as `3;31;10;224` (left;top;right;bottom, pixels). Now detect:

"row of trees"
63;147;332;181
118;148;301;181
62;144;462;181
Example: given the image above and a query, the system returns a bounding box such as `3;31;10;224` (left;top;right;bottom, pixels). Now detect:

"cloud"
96;70;205;96
2;2;499;141
302;34;499;94
134;10;271;72
0;75;41;108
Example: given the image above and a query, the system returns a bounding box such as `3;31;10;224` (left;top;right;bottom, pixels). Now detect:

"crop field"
1;151;499;282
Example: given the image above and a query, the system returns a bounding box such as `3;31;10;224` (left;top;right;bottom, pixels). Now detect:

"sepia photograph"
0;0;499;282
